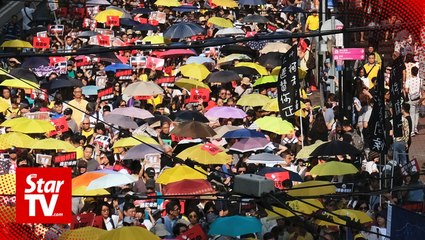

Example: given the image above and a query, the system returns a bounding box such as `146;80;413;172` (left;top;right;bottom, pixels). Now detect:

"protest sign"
36;154;52;166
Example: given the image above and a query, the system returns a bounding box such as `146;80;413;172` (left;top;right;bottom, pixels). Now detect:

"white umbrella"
87;173;138;190
215;27;245;37
247;153;284;166
110;106;154;119
123;81;164;97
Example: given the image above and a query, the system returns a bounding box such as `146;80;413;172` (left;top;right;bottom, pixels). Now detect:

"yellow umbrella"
31;138;75;151
271;67;307;80
112;135;158;148
218;54;251;64
60;226;107;240
156;165;207;185
0;117;30;128
212;0;238;8
253;75;277;87
236;93;270;107
175;78;211;91
9;119;55;134
72;186;110;197
314;212;342;227
0;79;39;90
296;140;327;159
310;161;359;176
95;9;124;23
99;226;159;240
0;132;35;150
176;143;231;165
254;116;294;135
154;0;181;7
333;209;373;224
266;206;298;219
0;68;15;78
262;98;279;112
1;39;33;48
179;63;211;80
207;17;233;28
143;35;165;44
287;199;324;214
235;62;269;76
0;174;16;195
287;180;336;197
0;99;9;112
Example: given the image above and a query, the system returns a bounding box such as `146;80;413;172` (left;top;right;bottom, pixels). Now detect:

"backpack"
306;50;316;69
350;131;365;152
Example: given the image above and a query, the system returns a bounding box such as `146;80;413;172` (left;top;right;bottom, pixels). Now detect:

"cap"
126;29;133;35
133;100;141;108
64;108;73;115
145;167;156;178
145;178;156;189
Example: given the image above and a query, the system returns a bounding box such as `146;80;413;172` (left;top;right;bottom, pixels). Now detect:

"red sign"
50;117;69;136
134;16;148;24
106;15;120;27
97;35;111;47
115;69;132;77
98;87;114;101
134;96;153;100
265;172;290;190
16;168;72;223
71;213;95;229
49;57;67;66
187;88;210;103
332;48;365;61
145;57;165;71
201;143;222;155
171;134;192;143
33;37;50;49
176;224;207;240
54;152;77;167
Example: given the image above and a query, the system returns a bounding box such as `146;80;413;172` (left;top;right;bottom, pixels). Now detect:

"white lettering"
25;174;37;193
24;194;59;216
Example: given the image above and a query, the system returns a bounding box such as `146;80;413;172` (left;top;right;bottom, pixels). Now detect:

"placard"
71;213;95;229
54;61;67;75
95;28;114;37
149;11;166;24
98;87;114;101
265;172;290;190
37;31;48;38
134;192;158;208
49;56;67;66
106;15;120;27
48;25;64;36
24;112;50;120
96;35;111;47
187;88;210;103
176;224;207;240
36;154;52;166
83;18;97;29
33;37;50;49
335;183;354;193
170;134;192;143
130;56;147;68
73;8;86;19
54;152;77;167
86;6;99;17
145;57;164;71
51;116;69;134
201;143;222;155
93;135;111;151
134;16;148;24
143;153;161;173
96;76;108;89
115;69;132;80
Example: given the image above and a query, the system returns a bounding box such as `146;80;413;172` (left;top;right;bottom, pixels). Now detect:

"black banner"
277;45;300;120
369;69;387;153
390;57;404;138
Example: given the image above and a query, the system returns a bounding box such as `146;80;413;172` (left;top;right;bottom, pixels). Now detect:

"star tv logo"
16;168;72;223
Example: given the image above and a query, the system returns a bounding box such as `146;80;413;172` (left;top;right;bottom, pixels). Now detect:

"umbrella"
119;18;139;27
258;167;303;182
163;179;215;195
32;65;59;77
231;67;259;77
175;78;211;91
253;75;277;88
164;22;204;39
260;42;292;54
0;117;31;127
258;52;283;69
81;85;99;96
112;135;158;148
206;70;241;83
31;138;75;151
131;8;152;14
287;199;324;214
78;31;101;38
25;26;48;36
95;9;124;23
238;0;265;4
133;23;157;32
218;54;252;65
122;81;164;97
60;227;106;240
154;49;197;58
221;44;257;57
266;206;298;219
0;132;35;150
212;0;238;8
104;63;132;72
99;226;159;240
9;68;38;83
48;76;82;90
179;63;211;80
143;35;165;44
229;138;271;152
86;0;111;5
247;153;284;166
174;110;209;123
208;216;262;237
177;143;231;165
173;139;203;155
215;27;245;37
1;39;33;48
205;106;247;119
281;5;304;13
122;144;163;160
154;0;181;7
170;121;216;138
87;172;138;190
310;161;359;176
72;185;110;196
9;119;55;134
156;165;207;185
186;56;215;65
310;141;362;157
104;114;138;129
253;116;294;135
0;79;39;90
211;125;242;139
110;107;154;119
223;128;265;138
287;180;336;197
271;66;307;80
235;62;268;76
21;57;49;68
172;5;199;12
295;141;327;159
242;15;269;23
332;209;373;224
207;17;233;28
236;93;270;107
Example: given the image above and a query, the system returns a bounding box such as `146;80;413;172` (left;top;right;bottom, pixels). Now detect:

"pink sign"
333;48;365;61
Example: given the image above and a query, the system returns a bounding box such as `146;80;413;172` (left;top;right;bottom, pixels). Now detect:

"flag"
369;68;387;153
390;56;405;137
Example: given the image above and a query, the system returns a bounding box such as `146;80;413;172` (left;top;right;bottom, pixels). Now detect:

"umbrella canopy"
175;78;211;91
258;167;303;182
232;66;261;77
177;143;231;165
87;172;138;190
260;42;292;54
119;18;139;27
59;226;107;240
48;76;82;90
223;128;266;138
0;79;39;90
95;9;125;23
154;0;181;7
170;121;216;138
310;161;359;176
174;110;209;123
104;63;132;72
78;31;101;38
99;226;159;240
253;75;277;88
9;119;55;134
86;0;111;5
258;52;284;69
122;144;163;160
221;44;257;57
247;153;283;166
133;23;157;31
287;199;324;214
179;63;211;80
163;179;215;195
215;27;245;37
143;35;165;44
0;132;35;150
310;140;362;157
212;0;238;8
10;68;38;83
287;180;337;197
0;99;8;112
205;106;247;119
218;54;252;65
253;116;294;135
229;137;271;152
186;56;215;65
207;17;233;28
296;141;327;159
104;114;138;129
110;107;154;119
206;70;241;83
238;0;265;5
131;8;153;14
112;135;158;148
81;85;99;96
164;22;204;39
123;81;164;97
242;15;269;23
154;49;196;58
31;138;75;151
156;165;207;184
332;209;373;224
208;216;262;237
235;62;268;76
211;125;242;139
281;5;304;13
1;39;33;48
72;185;110;196
236;93;270;107
266;206;298;219
22;57;49;68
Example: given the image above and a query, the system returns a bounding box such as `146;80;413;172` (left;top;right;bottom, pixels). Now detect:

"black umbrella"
78;46;122;63
238;0;265;5
120;18;139;27
133;23;157;32
258;52;283;69
281;5;304;13
47;76;83;90
173;110;209;123
311;140;362;157
9;68;38;83
78;31;101;38
164;22;205;39
231;66;261;76
220;44;258;58
21;57;49;69
146;114;173;125
206;71;241;83
131;8;152;15
242;15;269;23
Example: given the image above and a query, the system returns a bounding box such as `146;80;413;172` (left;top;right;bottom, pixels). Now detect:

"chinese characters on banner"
98;87;115;101
33;37;50;49
277;45;300;120
187;88;210;103
145;57;165;71
106;16;120;27
390;56;404;137
369;69;387;153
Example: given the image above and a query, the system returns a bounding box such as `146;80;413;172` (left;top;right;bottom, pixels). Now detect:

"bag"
409;91;421;101
306;50;316;69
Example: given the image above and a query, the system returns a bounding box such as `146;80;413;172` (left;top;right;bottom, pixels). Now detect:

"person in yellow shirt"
363;53;381;89
66;87;88;126
305;9;320;32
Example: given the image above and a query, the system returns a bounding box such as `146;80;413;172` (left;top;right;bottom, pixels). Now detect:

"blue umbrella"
82;85;99;96
120;18;139;27
131;8;152;15
186;56;215;64
281;5;304;13
257;167;303;182
164;22;205;39
223;129;266;138
208;216;262;237
22;57;49;68
238;0;265;5
133;23;157;31
104;63;132;72
172;6;199;12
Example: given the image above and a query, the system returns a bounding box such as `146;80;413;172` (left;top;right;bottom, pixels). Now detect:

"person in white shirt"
21;2;35;31
404;66;422;134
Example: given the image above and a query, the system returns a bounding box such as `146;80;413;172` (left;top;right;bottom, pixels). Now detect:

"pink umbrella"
229;138;272;153
205;106;247;119
162;179;215;196
110;106;154;119
153;49;197;58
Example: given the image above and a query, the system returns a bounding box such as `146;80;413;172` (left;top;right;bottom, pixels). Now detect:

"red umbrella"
162;179;215;196
153;49;197;58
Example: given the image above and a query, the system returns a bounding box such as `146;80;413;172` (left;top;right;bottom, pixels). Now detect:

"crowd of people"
0;0;424;239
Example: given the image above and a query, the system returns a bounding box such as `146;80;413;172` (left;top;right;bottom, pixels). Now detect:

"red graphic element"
96;35;111;47
176;224;207;240
50;117;69;136
33;37;50;49
187;88;210;103
201;143;222;155
16;168;72;224
106;16;120;27
265;172;290;190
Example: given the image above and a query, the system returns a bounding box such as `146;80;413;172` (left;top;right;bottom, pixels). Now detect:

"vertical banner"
277;45;300;120
369;69;387;153
390;56;404;137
